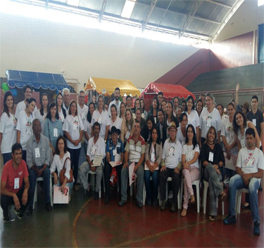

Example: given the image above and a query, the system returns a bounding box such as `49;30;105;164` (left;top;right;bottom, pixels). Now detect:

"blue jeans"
2;153;12;165
144;170;159;202
29;165;51;206
55;181;73;195
229;174;260;222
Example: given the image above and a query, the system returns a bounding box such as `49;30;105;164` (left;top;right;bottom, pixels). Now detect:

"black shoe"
118;200;127;207
94;192;99;200
27;206;33;216
14;208;24;220
153;200;158;207
223;214;236;225
3;216;15;223
137;201;143;208
104;195;109;205
254;221;260;236
45;203;52;212
242;203;250;209
160;200;167;211
146;199;151;206
84;189;90;198
259;185;262;192
170;203;176;212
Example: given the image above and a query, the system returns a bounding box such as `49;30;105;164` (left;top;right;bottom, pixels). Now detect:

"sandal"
209;215;215;221
181;208;187;217
190;195;195;204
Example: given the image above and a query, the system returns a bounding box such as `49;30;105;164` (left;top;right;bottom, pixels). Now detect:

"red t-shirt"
1;159;28;194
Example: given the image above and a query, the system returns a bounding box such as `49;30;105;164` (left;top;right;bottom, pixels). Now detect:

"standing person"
62;88;70;112
176;113;188;145
185;95;200;136
16;98;36;162
0;91;17;164
181;124;200;217
141;116;155;142
1;143;32;222
159;122;182;212
199;93;205;108
108;87;121;117
176;106;183;120
246;95;264;152
217;104;228;122
181;100;186;113
119;120;145;208
221;102;238;183
157;92;163;106
140;98;148;120
92;93;97;106
242;102;250;116
156;109;167;146
135;108;146;130
104;127;124;205
200;126;226;221
166;101;178;129
196;99;203;117
15;85;36;119
148;97;159;124
121;109;134;144
161;100;167;114
119;102;126;120
26;119;51;215
56;92;67;123
109;105;122;132
83;102;95;154
173;97;179;117
199;93;222;145
125;95;133;110
63;100;84;191
44;102;63;155
223;128;264;236
132;99;141;116
91;95;110;142
144;127;162;206
77;91;88;126
35;93;49;134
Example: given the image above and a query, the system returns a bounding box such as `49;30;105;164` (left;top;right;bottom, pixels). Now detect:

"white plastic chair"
88;170;105;198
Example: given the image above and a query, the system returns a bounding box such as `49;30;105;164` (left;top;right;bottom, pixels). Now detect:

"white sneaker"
168;190;173;199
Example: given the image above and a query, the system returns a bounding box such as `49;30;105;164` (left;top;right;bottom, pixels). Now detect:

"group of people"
0;85;263;236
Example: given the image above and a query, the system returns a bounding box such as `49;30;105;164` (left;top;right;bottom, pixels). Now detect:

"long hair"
87;102;95;123
55;92;66;118
185;95;195;112
119;102;126;118
68;100;78;116
233;111;247;135
39;93;49;116
46;102;59;121
185;124;198;150
206;126;217;144
26;98;36;107
157;109;166;126
55;135;67;155
125;108;134;130
148;97;159;116
3;91;14;118
148;126;161;160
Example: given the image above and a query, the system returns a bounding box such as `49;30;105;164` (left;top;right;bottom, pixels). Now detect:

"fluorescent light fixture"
67;0;79;7
258;0;264;6
121;0;136;18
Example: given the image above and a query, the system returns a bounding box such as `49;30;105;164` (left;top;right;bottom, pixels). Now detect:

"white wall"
0;11;199;91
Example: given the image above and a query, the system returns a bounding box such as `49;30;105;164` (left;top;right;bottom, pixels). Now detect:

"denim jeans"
144;169;159;202
2;153;12;165
68;148;81;185
229;174;260;222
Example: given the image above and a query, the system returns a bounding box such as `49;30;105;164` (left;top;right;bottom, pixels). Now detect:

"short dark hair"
23;85;33;93
115;87;120;92
251;95;258;102
79;90;85;95
158;92;163;97
173;96;179;102
110;104;117;112
26;97;36;106
227;102;235;109
126;95;131;100
12;143;22;154
93;121;101;131
216;104;223;109
55;136;67;155
246;128;255;138
186;95;194;111
179;112;187;122
134;119;141;127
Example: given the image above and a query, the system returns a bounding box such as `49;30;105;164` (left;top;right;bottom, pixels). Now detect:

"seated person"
50;136;73;194
26;119;51;215
159;122;182;213
119;120;145;208
104;127;124;205
1;143;32;222
224;128;264;236
79;122;105;200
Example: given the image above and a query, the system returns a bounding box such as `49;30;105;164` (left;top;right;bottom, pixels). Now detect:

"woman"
119;102;126;120
0;91;17;164
185;95;200;136
196;99;203;117
221;102;238;182
144;127;162;206
16;98;36;161
110;105;122;132
176;113;188;145
56;92;67;123
83;102;95;153
135;108;146;130
166;101;178;128
141;116;155;142
200;126;226;221
121;108;134;144
148;97;159;124
156;109;167;146
63;100;84;191
44;102;63;155
35;93;48;133
91;95;110;142
132;99;141;114
140;98;148;120
181;124;200;217
200;93;222;145
161;100;167;114
50;136;73;194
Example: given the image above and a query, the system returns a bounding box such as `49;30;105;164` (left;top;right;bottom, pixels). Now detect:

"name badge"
169;147;174;157
14;178;19;189
136;146;141;153
116;143;121;148
80;113;85;120
125;131;130;139
73;122;78;131
252;119;256;126
91;146;96;156
206;117;212;127
26;127;32;135
246;157;254;167
98;117;102;124
209;152;214;162
35;147;40;158
54;128;58;137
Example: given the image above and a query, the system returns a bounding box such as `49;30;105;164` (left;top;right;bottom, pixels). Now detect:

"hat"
168;122;177;131
110;126;121;135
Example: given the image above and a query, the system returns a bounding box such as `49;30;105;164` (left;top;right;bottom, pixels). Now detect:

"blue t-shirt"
106;139;124;162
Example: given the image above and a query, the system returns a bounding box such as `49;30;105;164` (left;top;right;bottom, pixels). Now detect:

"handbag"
59;157;73;184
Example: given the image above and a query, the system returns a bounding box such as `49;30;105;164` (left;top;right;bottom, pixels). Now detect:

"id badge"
26;127;32;135
169;147;174;157
54;128;58;137
116;142;121;148
247;158;254;167
81;113;85;120
252;119;256;126
14;178;19;189
73;123;78;131
206;117;211;127
35;147;40;158
209;152;214;162
91;146;96;156
98;117;102;124
125;131;130;139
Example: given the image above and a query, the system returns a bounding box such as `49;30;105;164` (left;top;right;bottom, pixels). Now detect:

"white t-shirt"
221;118;238;155
83;119;92;144
185;110;200;131
58;109;65;123
50;152;71;180
35;109;47;134
108;100;121;117
16;110;35;150
110;117;122;131
236;148;264;174
200;108;222;139
0;113;17;153
162;139;182;169
91;110;111;139
182;144;200;169
87;136;106;162
63;115;84;149
176;127;186;145
78;104;88;125
15;100;37;119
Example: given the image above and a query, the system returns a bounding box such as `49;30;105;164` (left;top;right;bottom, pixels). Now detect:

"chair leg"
143;183;146;206
50;176;53;206
33;181;38;210
203;183;208;214
236;190;242;214
130;184;133;196
196;184;200;213
222;201;224;215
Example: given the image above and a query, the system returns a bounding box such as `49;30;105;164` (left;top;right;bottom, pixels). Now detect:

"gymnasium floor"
0;184;263;248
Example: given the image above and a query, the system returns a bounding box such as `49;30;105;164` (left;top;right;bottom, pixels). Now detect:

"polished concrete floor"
0;184;264;248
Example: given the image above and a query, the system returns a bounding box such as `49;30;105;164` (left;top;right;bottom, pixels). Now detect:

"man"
157;92;163;105
159;122;182;212
199;93;205;107
181;100;186;112
119;120;145;208
26;119;51;214
79;122;105;200
125;95;132;110
176;105;182;119
173;97;179;116
108;87;121;117
135;107;146;130
78;90;88;125
15;85;36;119
223;128;264;236
104;127;124;205
62;88;70;112
1;143;32;222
